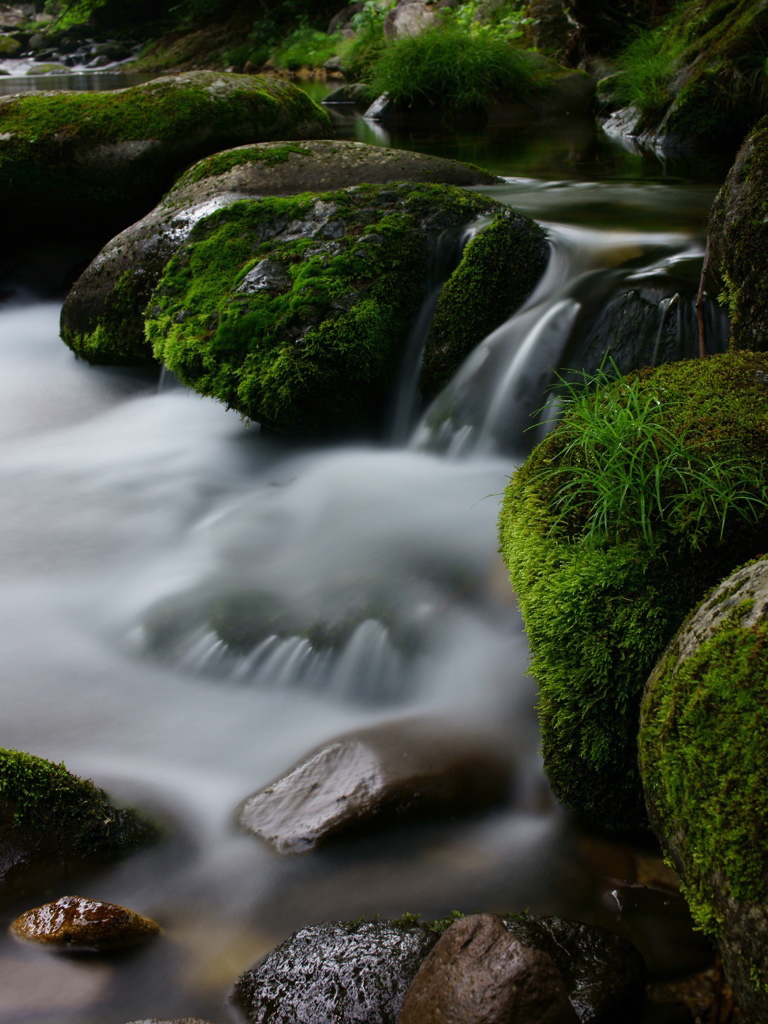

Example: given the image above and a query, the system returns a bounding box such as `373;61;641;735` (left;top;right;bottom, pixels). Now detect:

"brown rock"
398;913;578;1024
11;895;161;952
238;717;512;853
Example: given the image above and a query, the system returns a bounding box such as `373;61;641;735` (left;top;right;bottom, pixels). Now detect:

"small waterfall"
388;216;496;444
412;223;730;457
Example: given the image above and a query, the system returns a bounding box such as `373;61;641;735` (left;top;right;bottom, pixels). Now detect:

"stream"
0;72;730;1023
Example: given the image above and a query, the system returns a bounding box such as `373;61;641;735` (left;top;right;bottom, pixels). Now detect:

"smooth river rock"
398;914;577;1024
237;717;512;853
11;895;161;951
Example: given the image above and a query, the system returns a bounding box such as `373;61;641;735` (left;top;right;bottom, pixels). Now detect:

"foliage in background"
446;0;533;42
607;0;768;128
368;26;539;110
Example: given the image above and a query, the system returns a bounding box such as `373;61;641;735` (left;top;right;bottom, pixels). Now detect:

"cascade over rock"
60;139;503;368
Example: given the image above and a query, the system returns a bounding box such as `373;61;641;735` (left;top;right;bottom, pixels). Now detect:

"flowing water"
0;74;730;1023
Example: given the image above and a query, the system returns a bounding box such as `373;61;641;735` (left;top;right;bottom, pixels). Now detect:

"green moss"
421;211;548;400
146;182;509;435
0;72;331;222
641;598;768;929
611;0;768;142
499;351;768;832
640;563;768;1008
173;142;312;188
0;748;158;860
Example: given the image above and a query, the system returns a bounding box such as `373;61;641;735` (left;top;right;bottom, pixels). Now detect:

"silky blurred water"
0;87;729;1022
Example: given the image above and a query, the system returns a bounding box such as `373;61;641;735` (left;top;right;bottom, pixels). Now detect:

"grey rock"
238;716;512;853
232;919;440;1024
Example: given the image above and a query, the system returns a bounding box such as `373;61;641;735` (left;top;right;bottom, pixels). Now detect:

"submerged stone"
11;895;161;951
498;352;768;833
237;717;511;853
60;139;504;368
640;555;768;1022
0;71;331;231
0;747;158;905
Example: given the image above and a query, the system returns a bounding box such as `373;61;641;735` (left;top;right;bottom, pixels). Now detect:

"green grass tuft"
368;26;538;111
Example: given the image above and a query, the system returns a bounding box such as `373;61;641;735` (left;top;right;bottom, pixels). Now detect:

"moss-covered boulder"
141;182;545;435
498;351;768;833
0;71;331;230
640;556;768;1021
602;0;768;152
0;748;158;904
707;113;768;353
60;139;503;368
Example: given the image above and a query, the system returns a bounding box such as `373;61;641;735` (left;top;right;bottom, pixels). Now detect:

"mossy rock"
0;748;158;904
640;556;768;1021
708;113;768;353
610;0;768;151
421;211;548;401
0;71;331;231
60;139;503;368
143;182;545;435
498;351;768;833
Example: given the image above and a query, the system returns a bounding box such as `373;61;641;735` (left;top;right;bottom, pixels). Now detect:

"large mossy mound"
144;182;546;435
59;139;504;368
708;113;768;353
499;351;768;833
0;748;158;902
604;0;768;151
0;71;331;229
640;557;768;1021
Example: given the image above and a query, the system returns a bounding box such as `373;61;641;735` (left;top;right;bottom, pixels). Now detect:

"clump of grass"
368;25;537;111
610;25;676;115
536;365;768;553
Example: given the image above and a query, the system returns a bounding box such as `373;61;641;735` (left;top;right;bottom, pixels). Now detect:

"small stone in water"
10;895;161;952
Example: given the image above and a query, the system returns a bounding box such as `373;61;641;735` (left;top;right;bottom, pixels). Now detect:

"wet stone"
502;912;646;1022
11;895;161;952
237;716;512;853
398;913;578;1024
232;919;440;1024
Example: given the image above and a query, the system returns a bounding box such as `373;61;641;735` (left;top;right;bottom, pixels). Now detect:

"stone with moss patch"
60;139;503;367
707;113;768;353
640;555;768;1021
422;211;548;401
143;182;544;435
498;351;768;833
0;748;158;904
0;71;331;231
604;0;768;151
